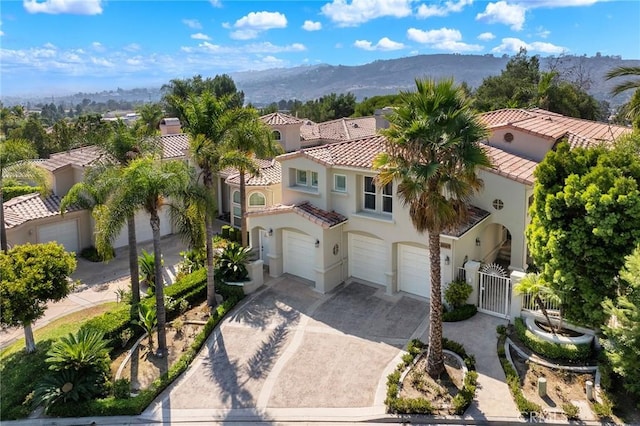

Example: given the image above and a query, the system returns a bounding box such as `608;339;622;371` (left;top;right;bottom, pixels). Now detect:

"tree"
603;246;640;401
0;139;51;253
353;94;402;117
179;91;251;308
221;110;282;246
373;78;491;377
95;157;193;357
0;242;77;353
135;103;164;136
606;66;640;128
514;273;561;333
162;74;244;120
527;134;640;326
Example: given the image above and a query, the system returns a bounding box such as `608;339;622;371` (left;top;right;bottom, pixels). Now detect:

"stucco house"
246;108;631;319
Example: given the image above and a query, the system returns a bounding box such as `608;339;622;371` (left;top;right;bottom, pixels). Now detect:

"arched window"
272;130;281;141
232;190;241;204
249;192;266;207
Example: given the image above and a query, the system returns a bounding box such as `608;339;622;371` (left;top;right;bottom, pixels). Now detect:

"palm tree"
135;103;164;137
373;78;491;377
606;66;640;126
221;112;282;247
179;91;253;308
514;273;562;334
0;139;51;253
95;156;193;357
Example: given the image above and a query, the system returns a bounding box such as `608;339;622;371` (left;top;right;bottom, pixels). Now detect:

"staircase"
495;240;511;271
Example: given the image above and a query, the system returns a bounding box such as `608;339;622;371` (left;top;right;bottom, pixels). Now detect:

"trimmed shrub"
3;186;41;201
80;305;132;354
443;304;477;322
445;279;473;308
514;317;592;362
80;246;114;262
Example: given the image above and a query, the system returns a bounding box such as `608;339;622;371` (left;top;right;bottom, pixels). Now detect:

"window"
249;192;266;207
364;176;376;210
334;174;347;192
233;190;241;204
363;176;392;214
232;191;241;226
296;169;307;186
503;132;514;143
492;199;504;210
272;130;281;141
311;171;319;188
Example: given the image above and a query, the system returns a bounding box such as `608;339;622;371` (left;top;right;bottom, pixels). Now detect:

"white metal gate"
478;271;511;319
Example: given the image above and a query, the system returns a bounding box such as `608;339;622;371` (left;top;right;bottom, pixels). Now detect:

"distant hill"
3;54;639;108
231;54;640;107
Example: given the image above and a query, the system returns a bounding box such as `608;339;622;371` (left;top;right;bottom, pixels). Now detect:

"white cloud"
525;0;599;6
477;32;495;41
0;20;4;37
262;55;283;64
123;43;141;52
354;37;405;51
407;27;483;52
182;19;202;30
302;20;322;31
91;41;105;52
90;57;114;67
43;42;57;49
209;0;222;7
417;0;472;18
476;1;526;31
181;41;305;55
491;37;566;54
23;0;103;15
191;33;211;40
230;11;287;39
536;27;551;38
230;30;258;40
321;0;412;27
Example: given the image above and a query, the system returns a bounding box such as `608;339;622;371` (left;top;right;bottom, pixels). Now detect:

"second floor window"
364;176;376;209
363;176;393;214
334;174;347;192
273;130;282;141
295;169;319;189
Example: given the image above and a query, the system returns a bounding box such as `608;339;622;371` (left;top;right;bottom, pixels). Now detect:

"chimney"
159;118;182;135
374;107;393;130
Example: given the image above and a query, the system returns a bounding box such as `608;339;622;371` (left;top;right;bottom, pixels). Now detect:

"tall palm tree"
95;156;193;357
606;66;640;125
514;273;562;333
179;92;253;308
135;103;164;137
0;139;51;253
373;78;491;377
221;112;282;247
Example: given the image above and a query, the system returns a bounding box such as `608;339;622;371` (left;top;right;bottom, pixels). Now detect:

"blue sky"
1;0;639;97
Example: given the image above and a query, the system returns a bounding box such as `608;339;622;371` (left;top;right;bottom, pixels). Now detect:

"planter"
225;280;259;295
524;315;594;346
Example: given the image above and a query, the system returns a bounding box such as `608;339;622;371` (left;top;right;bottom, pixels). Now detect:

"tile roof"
299;116;377;144
247;201;347;229
443;205;491;238
161;133;189;159
39;145;106;171
483;145;539;185
278;135;386;169
225;159;282;186
481;108;631;144
4;193;83;229
260;112;303;126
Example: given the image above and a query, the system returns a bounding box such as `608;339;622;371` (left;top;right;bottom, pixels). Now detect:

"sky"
1;0;639;97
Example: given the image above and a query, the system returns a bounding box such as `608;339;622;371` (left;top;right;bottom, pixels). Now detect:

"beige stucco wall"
6;209;93;253
488;128;555;162
280;157;328;209
52;166;76;197
273;124;303;153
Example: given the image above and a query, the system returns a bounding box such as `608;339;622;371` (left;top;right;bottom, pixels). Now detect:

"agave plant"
215;242;252;282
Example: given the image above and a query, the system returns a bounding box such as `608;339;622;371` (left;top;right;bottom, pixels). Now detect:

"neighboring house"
4;127;188;253
246;108;631;319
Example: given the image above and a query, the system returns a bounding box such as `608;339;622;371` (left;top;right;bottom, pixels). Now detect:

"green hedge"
496;327;542;415
443;304;477;322
80;304;132;353
514;317;592;362
386;338;477;415
47;298;240;417
3;186;41;201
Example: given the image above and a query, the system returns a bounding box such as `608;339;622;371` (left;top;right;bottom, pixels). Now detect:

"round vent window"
504;132;514;143
492;199;504;210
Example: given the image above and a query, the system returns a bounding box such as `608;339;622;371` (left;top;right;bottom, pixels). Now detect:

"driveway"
145;276;430;423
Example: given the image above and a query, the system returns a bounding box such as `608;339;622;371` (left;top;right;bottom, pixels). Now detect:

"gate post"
510;270;526;319
464;261;482;306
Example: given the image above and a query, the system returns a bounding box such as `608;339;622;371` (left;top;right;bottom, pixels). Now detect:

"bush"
80;305;133;355
591;394;613;419
113;379;131;399
80;246;111;262
445;279;473;308
514;317;592;362
220;225;242;244
215;243;251;282
3;185;41;201
562;402;580;419
443;304;477;322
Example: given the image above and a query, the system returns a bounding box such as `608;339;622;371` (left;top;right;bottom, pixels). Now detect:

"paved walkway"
0;234;187;349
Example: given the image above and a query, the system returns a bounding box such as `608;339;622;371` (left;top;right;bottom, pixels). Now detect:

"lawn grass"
0;302;120;420
0;302;119;359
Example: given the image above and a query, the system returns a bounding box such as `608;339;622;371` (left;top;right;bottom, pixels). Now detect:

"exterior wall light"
268;228;273;236
476;237;481;247
444;256;450;265
315;239;320;248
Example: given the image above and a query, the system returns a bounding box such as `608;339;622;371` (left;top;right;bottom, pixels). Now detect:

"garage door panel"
348;234;386;285
38;220;79;253
398;244;430;298
283;230;316;282
113;208;172;248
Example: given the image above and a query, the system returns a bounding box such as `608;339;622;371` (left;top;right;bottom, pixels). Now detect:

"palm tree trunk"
426;231;445;378
535;294;556;335
24;323;36;353
127;214;140;307
204;173;217;308
240;170;248;247
1;168;8;253
150;212;167;357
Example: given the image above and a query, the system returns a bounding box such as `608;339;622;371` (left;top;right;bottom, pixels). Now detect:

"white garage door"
283;230;316;282
38;220;79;254
398;244;430;298
348;234;386;285
112;208;172;248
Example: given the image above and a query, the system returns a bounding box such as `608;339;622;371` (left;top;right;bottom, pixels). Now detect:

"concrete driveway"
145;276;430;423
